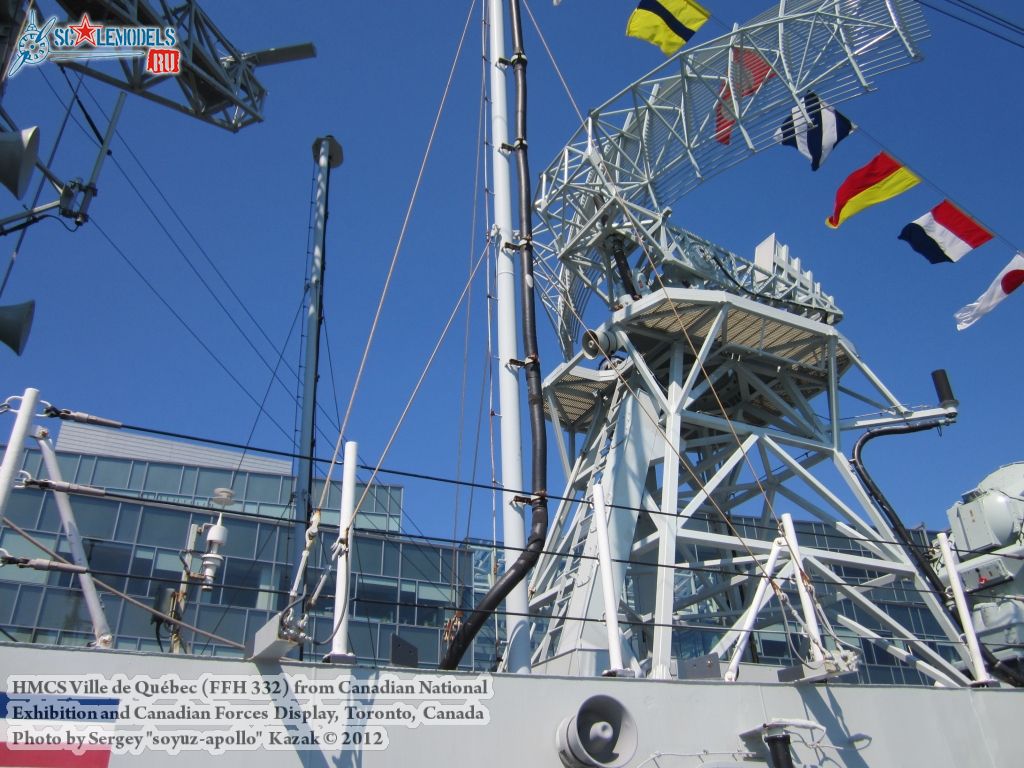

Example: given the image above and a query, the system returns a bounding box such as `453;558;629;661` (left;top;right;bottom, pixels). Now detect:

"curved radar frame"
532;0;928;360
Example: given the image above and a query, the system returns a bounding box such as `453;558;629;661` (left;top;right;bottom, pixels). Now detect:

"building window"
143;463;183;494
356;576;397;623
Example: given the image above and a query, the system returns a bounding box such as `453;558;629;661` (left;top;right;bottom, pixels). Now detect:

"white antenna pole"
487;0;530;674
0;388;39;515
591;484;624;673
328;441;359;663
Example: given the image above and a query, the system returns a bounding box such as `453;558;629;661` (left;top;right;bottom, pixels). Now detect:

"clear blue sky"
2;0;1022;541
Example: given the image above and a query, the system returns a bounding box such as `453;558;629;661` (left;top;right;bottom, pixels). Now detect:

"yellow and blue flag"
627;0;710;55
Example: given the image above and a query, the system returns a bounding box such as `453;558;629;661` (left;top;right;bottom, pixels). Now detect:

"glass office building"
0;423;498;670
1;423;958;683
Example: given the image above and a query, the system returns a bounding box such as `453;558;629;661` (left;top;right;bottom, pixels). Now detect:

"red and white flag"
714;48;775;144
954;253;1024;330
898;200;993;264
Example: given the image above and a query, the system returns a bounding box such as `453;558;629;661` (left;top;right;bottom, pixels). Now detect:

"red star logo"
68;14;100;47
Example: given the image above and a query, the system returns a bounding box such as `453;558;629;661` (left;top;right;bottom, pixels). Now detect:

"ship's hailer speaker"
0;126;40;200
556;695;637;768
582;328;618;360
0;300;34;355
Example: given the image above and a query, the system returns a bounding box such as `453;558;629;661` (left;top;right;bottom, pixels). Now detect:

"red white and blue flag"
898;200;993;264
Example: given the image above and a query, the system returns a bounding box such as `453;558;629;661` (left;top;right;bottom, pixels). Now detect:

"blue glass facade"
0;435;498;670
0;429;959;683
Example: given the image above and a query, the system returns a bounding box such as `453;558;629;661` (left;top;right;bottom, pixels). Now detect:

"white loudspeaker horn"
0;126;40;199
0;300;35;355
556;695;637;768
582;328;618;360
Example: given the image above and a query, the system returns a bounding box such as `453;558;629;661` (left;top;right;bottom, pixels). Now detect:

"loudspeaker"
556;695;637;768
582;328;618;360
0;126;39;199
0;299;34;355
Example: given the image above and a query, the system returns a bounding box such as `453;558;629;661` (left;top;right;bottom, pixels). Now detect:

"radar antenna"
533;0;928;359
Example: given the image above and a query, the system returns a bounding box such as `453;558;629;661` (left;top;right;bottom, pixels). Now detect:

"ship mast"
286;135;342;646
484;0;531;674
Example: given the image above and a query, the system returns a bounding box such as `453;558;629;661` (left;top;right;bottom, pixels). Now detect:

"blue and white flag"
776;92;854;171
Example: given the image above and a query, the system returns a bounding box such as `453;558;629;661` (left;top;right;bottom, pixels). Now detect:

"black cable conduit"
440;0;548;669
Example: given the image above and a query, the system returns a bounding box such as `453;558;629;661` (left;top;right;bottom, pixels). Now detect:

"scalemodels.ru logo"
8;10;181;78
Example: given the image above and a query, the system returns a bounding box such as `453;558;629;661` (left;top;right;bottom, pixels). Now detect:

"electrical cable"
852;425;1024;687
19;421;1015;566
47;70;350;455
0;513;244;650
918;0;1024;49
89;218;295;442
441;0;548;669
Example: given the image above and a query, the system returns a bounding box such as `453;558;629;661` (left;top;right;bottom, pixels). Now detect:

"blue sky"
2;0;1022;541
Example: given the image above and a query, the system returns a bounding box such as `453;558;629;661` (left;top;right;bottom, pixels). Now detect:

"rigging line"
468;6;499;548
196;297;307;657
372;527;963;600
321;318;345;450
102;151;324;430
452;41;491;565
0;513;245;650
0;67;83;299
13;507;965;606
521;0;584;124
57;68;103;144
464;319;493;540
350;246;489;540
74;78;320;401
298;244;494;619
348;595;901;643
228;279;305;483
944;0;1024;35
847;120;1023;255
39;474;1006;567
300;470;456;620
917;0;1024;49
62;77;346;444
331;0;480;472
30;561;291;599
306;517;467;652
17;470;995;601
299;267;495;619
90;217;294;442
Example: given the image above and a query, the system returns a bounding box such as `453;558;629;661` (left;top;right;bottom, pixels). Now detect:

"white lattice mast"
524;0;979;685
